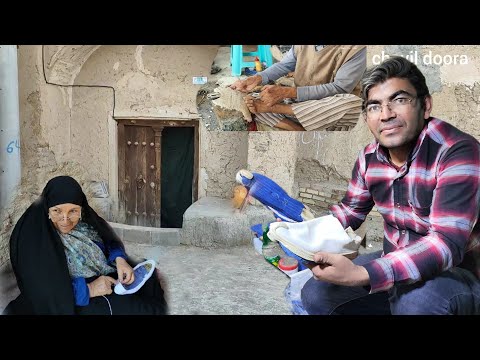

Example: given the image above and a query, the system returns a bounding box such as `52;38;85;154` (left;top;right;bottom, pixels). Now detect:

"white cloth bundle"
267;214;362;261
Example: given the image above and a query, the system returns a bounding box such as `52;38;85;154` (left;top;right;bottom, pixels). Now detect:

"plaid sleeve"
365;140;480;293
330;150;375;231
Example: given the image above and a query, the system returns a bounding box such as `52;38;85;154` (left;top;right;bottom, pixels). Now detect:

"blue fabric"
121;263;150;291
72;277;90;306
284;280;310;315
68;232;126;306
238;172;305;222
107;245;127;264
269;208;296;223
250;223;264;237
89;237;126;264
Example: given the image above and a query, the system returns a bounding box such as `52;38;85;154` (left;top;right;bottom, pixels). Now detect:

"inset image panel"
198;45;366;132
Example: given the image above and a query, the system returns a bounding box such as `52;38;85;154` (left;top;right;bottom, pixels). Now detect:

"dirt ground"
125;242;293;315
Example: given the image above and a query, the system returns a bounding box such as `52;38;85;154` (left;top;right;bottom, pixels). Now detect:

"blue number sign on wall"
6;139;20;154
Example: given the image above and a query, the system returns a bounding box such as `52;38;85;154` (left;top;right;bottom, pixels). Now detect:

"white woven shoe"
267;215;362;261
114;260;156;295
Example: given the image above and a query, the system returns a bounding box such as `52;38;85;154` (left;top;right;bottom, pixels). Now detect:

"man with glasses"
300;56;480;315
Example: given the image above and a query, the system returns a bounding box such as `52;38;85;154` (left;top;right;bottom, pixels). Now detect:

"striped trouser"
254;94;362;131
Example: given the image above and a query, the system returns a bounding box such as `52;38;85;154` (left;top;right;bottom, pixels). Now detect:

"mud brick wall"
297;181;384;241
297;182;346;214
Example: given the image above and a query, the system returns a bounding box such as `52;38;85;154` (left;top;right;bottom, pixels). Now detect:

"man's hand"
230;75;262;93
87;275;116;298
260;85;296;107
311;252;370;287
115;257;135;285
244;95;274;114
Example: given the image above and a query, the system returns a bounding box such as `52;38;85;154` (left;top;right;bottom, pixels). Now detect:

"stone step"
182;196;276;248
109;222;181;246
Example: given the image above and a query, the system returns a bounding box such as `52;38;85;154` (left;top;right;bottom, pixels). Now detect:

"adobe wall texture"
2;45;479;266
0;45;223;265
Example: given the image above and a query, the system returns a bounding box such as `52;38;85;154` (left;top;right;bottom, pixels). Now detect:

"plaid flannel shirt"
331;118;480;293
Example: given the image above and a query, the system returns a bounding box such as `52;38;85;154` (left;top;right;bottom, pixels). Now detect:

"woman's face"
48;203;82;234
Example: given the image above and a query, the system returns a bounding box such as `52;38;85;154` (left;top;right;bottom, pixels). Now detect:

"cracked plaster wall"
3;45;479;265
75;45;218;118
71;45;219;188
296;45;480;184
1;46;92;267
248;132;298;196
199;129;248;199
1;45;225;266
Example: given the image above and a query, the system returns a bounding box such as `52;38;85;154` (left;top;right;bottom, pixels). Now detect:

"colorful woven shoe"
236;169;314;222
267;215;362;261
114;260;156;295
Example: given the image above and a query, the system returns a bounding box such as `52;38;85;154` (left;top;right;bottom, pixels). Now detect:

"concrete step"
182;196;276;248
109;222;181;246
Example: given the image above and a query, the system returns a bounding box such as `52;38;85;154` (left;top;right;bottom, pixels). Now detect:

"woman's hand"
87;275;116;297
115;257;135;285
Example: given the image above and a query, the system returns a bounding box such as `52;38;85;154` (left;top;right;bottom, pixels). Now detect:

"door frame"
117;119;199;226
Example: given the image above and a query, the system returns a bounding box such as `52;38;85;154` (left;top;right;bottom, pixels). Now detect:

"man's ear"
423;96;433;119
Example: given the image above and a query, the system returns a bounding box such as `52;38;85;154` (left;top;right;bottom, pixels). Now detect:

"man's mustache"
379;120;403;133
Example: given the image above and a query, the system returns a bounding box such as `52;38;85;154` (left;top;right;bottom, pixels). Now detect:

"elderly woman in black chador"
3;176;167;315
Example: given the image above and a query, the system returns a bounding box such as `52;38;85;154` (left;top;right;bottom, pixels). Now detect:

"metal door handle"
136;174;146;189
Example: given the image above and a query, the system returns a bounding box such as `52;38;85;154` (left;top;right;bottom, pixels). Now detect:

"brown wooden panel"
124;125;133;225
117;122;126;222
125;126;138;225
145;127;157;227
118;119;199;228
153;127;164;227
137;127;147;226
120;119;196;128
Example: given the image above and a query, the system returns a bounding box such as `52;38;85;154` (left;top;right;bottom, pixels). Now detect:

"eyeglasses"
49;208;82;222
364;96;417;118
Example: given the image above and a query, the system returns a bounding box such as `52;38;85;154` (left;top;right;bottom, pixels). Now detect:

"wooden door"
118;119;199;228
121;125;160;227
